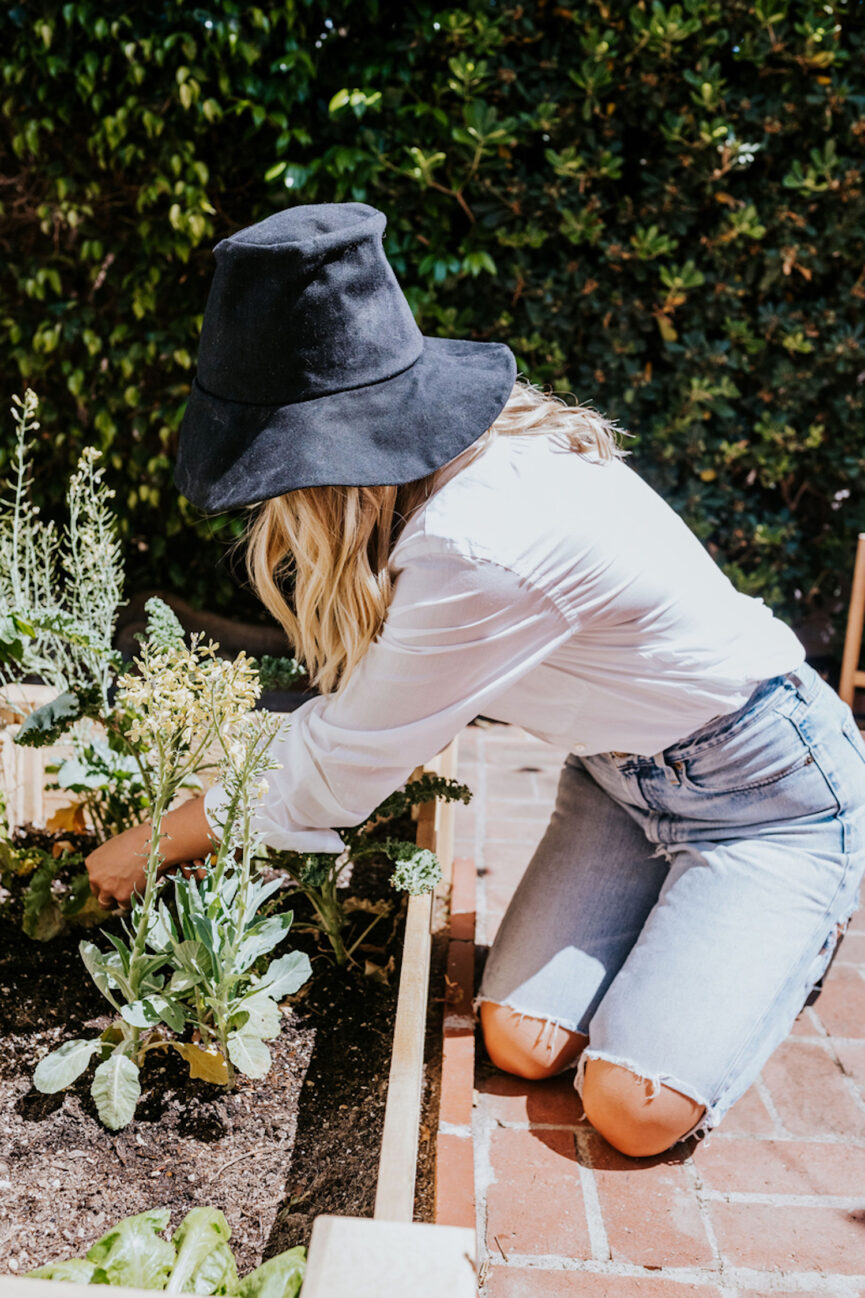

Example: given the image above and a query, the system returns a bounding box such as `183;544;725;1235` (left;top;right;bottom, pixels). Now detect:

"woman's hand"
86;822;152;909
86;795;218;909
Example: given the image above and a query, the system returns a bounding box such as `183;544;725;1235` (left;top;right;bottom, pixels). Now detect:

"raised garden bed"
0;715;476;1294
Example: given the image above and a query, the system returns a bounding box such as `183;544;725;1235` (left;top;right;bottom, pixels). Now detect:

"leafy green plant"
26;1205;305;1296
32;633;311;1127
0;812;110;941
256;654;307;693
266;772;472;967
45;730;152;840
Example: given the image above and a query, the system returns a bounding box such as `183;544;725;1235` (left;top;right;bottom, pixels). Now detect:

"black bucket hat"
174;202;517;513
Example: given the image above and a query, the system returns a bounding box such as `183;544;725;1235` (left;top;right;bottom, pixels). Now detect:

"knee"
480;1001;587;1081
581;1057;706;1158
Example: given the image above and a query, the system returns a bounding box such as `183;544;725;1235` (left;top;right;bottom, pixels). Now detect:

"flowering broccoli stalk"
32;636;310;1126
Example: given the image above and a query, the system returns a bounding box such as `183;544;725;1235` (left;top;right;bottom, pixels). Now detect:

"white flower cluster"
116;635;261;767
212;708;287;860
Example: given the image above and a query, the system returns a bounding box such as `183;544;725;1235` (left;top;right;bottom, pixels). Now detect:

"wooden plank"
434;734;460;889
373;741;455;1222
373;890;434;1221
0;1282;155;1298
302;1215;477;1298
840;532;865;709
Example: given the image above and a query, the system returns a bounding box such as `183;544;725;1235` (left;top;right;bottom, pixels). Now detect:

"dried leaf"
46;802;88;833
363;955;395;985
172;1042;230;1085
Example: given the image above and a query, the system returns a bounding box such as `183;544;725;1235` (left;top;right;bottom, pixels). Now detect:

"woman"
87;202;865;1159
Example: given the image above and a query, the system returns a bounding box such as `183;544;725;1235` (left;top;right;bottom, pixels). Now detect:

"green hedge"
2;1;863;648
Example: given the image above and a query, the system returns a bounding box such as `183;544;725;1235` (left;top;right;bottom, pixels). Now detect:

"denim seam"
785;707;847;854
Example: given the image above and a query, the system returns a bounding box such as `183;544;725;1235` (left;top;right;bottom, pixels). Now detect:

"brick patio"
450;723;865;1297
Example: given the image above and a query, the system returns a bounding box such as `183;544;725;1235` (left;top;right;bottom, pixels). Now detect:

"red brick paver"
449;723;865;1296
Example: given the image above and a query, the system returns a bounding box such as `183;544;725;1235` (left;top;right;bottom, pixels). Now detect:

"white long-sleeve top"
203;430;806;853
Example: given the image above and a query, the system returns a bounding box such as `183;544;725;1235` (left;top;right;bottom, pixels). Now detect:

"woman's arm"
86;791;216;908
204;542;574;851
89;542;573;903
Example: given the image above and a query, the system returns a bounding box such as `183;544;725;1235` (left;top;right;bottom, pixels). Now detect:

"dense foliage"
2;1;863;643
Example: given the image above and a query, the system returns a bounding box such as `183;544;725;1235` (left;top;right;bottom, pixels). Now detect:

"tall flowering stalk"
0;391;125;710
32;633;310;1128
113;634;260;1007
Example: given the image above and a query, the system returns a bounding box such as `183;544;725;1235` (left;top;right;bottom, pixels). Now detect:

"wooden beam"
302;1215;477;1297
840;533;865;709
373;740;457;1222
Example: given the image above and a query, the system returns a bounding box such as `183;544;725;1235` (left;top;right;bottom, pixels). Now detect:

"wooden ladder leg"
839;533;865;710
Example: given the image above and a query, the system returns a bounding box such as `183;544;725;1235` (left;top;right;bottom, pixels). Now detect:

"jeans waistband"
659;661;815;762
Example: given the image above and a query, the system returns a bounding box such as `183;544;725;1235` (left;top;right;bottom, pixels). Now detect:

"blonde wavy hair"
241;377;631;696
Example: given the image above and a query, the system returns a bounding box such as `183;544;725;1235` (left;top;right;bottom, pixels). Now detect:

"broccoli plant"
266;772;472;967
32;635;311;1127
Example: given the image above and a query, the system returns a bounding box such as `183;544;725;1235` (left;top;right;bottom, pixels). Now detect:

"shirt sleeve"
203;540;574;853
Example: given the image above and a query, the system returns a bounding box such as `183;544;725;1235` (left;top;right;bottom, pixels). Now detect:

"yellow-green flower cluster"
116;635;261;766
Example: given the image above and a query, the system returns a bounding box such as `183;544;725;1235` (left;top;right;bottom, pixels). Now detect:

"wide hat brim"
175;335;517;514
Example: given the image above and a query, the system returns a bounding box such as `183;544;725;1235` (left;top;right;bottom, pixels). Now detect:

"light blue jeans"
475;662;865;1142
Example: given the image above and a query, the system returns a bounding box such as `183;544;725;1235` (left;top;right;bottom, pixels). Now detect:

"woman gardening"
86;202;865;1159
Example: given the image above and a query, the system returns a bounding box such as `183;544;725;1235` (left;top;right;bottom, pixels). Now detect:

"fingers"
178;859;207;881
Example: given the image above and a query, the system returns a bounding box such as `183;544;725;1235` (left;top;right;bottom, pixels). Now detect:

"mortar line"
753;1073;788;1136
473;1099;496;1296
484;1255;865;1290
573;1129;610;1262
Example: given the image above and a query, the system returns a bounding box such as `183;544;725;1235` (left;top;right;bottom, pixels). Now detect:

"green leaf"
33;1038;101;1093
14;686;102;748
255;950;311;1000
233;1246;306;1298
26;1259;99;1283
86;1207;174;1287
233;914;293;973
0;612;34;665
384;841;443;895
91;1053;141;1130
139;595;186;650
167;1206;237;1294
167;940;208;993
233;991;281;1040
22;859;65;941
227;1031;272;1080
120;994;186;1033
80;938;129;1006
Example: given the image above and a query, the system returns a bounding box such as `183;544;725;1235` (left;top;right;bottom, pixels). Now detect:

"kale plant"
266;772;472;967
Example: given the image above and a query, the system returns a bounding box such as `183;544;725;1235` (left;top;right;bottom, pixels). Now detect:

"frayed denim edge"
574;1048;719;1147
471;992;585;1075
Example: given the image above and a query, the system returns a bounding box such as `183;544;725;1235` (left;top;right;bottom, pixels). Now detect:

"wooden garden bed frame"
0;694;476;1296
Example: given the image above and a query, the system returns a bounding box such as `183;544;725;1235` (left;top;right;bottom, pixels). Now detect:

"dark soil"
0;838;443;1278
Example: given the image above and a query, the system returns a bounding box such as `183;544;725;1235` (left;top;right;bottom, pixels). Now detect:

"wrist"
153;796;217;869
